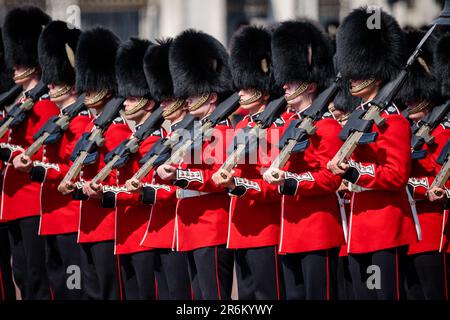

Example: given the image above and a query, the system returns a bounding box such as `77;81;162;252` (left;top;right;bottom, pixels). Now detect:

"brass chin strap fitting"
84;89;109;106
407;100;431;115
188;93;210;112
124;97;149;116
162;99;184;117
286;82;309;102
240;90;263;105
49;85;72;99
13;67;37;81
350;78;376;93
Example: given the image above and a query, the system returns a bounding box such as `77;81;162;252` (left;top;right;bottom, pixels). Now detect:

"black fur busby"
271;20;334;91
2;6;51;69
397;28;440;104
169;29;232;98
144;38;175;102
116;37;152;98
0;28;14;92
38;21;81;86
75;27;120;93
335;7;405;83
434;32;450;98
229;25;277;94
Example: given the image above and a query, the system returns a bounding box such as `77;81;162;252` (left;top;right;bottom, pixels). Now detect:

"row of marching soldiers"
0;5;449;301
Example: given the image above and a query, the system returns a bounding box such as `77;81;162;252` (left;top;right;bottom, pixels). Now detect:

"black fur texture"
75;27;120;93
0;28;14;92
2;6;51;68
271;20;334;91
38;21;81;86
116;37;152;98
229;25;277;94
144;38;175;102
434;32;450;98
335;7;405;83
169;29;232;98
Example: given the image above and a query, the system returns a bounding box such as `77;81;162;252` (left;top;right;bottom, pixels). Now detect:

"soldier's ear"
209;92;218;104
307;82;317;94
144;99;156;112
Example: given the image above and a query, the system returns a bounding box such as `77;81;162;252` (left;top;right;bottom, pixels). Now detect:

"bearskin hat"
2;6;51;69
271;20;334;91
143;38;176;102
397;28;440;104
335;7;405;83
229;25;278;95
434;32;450;98
333;82;362;113
116;37;152;98
75;27;120;93
169;29;233;98
38;21;81;86
0;28;14;93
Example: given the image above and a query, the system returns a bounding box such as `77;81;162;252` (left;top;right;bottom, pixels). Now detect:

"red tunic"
279;113;345;253
77;116;131;243
226;112;285;249
30;110;93;235
172;120;232;251
0;98;59;221
101;127;165;255
345;104;417;254
408;120;450;254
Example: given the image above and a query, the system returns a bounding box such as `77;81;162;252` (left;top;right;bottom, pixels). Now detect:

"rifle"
220;96;287;176
89;106;165;186
144;92;240;185
21;94;87;160
57;97;125;191
333;25;437;166
268;76;341;177
0;84;22;109
129;113;195;187
411;103;450;160
0;80;48;139
430;140;450;193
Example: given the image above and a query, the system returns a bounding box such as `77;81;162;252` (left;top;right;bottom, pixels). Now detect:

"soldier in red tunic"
12;21;88;300
211;25;285;300
125;39;192;300
58;27;130;300
156;30;235;300
0;26;16;301
328;8;417;300
0;6;57;300
263;21;345;300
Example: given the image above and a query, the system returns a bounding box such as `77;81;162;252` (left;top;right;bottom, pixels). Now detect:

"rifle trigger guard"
338;109;374;141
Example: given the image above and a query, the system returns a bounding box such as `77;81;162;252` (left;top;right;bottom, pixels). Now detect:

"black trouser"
404;251;447;300
235;245;283;300
8;216;50;300
154;249;191;300
45;233;85;300
336;255;354;300
0;223;15;300
187;245;234;300
348;246;407;300
280;248;338;300
119;250;156;300
79;240;120;300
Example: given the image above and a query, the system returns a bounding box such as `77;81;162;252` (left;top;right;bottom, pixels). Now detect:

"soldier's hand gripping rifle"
129;113;195;187
410;104;450;160
332;25;438;166
89;106;165;187
20;94;87;161
0;84;22;109
154;93;240;183
0;80;48;139
219;96;287;177
268;76;341;178
57;97;125;193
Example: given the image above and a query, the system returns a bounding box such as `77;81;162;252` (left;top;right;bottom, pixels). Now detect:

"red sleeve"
347;115;412;190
